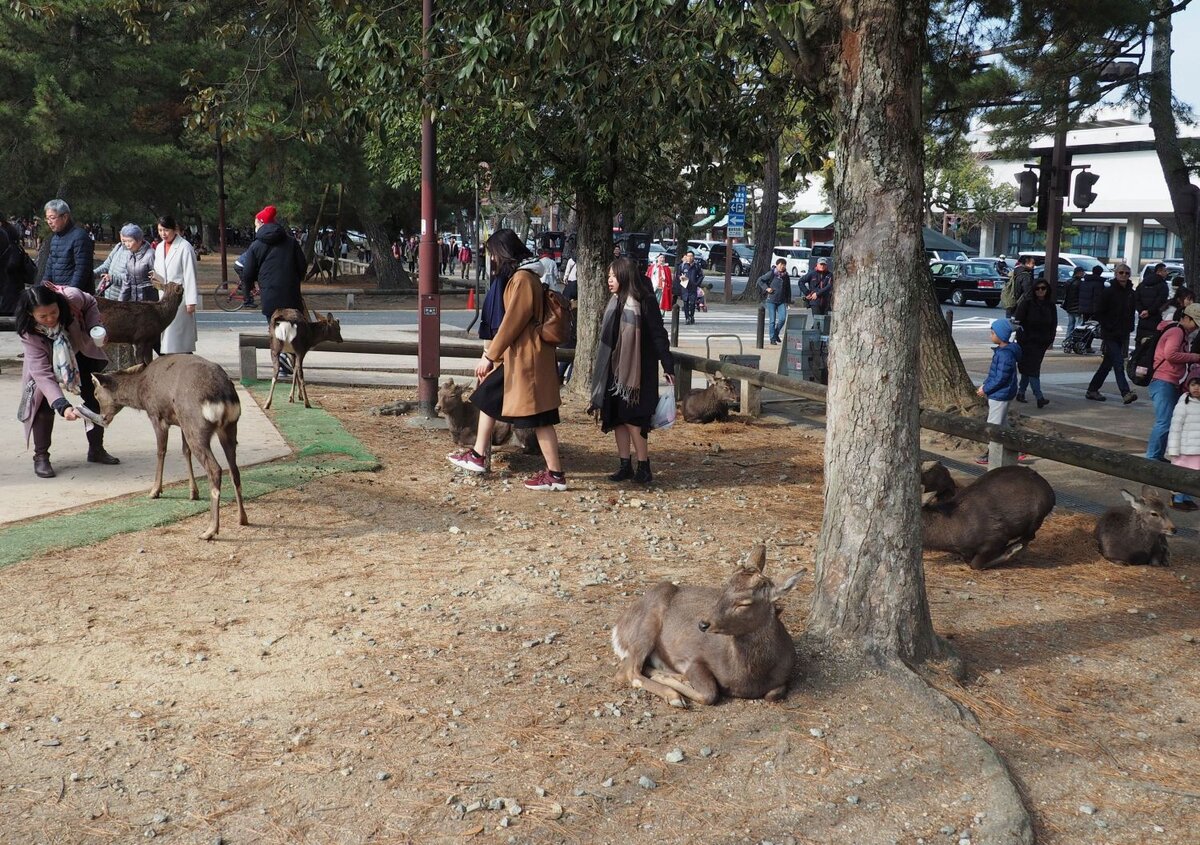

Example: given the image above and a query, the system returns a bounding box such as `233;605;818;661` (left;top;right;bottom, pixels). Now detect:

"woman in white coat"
155;215;198;354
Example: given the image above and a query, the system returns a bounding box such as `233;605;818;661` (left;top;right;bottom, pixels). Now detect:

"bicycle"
212;281;256;312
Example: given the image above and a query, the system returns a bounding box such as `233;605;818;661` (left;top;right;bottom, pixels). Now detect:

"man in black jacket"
757;258;792;344
1085;263;1138;403
239;205;307;375
1061;266;1084;343
1134;262;1170;344
1077;265;1105;320
799;258;833;315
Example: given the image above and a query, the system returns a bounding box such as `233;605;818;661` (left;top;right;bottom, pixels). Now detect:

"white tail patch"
201;400;241;425
611;625;629;661
273;321;299;348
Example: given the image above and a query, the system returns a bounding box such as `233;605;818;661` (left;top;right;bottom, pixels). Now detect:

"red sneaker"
524;469;567;491
447;448;487;473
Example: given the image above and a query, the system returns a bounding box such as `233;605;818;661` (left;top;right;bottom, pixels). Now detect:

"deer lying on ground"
681;375;738;423
96;282;184;365
922;464;1055;569
1094;487;1175;566
92;355;247;541
611;546;803;707
265;309;343;409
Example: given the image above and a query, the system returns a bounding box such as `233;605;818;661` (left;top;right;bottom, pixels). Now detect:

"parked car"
772;245;812;277
930;259;1009;307
1019;251;1112;283
810;242;834;267
926;248;969;262
707;243;754;274
687;240;720;262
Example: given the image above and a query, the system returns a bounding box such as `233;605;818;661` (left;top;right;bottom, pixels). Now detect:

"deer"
611;545;804;707
91;355;247;541
1094;487;1175;566
681;375;739;423
265;309;343;409
96;282;184;364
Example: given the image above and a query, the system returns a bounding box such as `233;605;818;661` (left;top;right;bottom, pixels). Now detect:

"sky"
1171;3;1199;111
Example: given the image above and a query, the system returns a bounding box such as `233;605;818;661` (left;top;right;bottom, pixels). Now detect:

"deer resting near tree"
92;356;247;541
611;545;803;707
1094;487;1175;566
265;309;343;409
681;375;738;423
96;282;184;365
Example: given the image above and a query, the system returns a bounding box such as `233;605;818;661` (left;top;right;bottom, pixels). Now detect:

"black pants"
31;354;107;456
681;291;697;323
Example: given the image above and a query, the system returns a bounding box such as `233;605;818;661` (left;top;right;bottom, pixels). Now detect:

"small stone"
809;728;825;738
846;795;860;805
940;826;955;835
1079;804;1096;815
375;772;390;782
449;526;461;535
153;812;169;824
498;816;510;828
637;775;657;790
507;801;522;816
69;772;81;782
50;715;61;723
1068;655;1083;664
6;675;19;684
1183;635;1195;643
0;723;8;731
699;746;713;757
544;802;564;820
1154;826;1165;833
601;777;614;788
1095;820;1109;829
352;680;364;689
664;748;685;763
40;739;61;747
488;798;504;811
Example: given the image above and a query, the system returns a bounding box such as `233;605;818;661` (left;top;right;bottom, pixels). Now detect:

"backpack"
1127;321;1182;387
999;269;1019;309
536;282;571;345
6;244;37;287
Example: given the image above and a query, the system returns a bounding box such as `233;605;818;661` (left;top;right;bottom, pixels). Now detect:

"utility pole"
1042;93;1070;293
416;0;441;418
215;129;228;285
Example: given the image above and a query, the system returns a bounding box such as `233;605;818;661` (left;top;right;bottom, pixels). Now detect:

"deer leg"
288;355;300;404
970;541;1024;571
646;670;713;705
148;421;170;499
264;347;281;410
180;435;199;501
298;356;312;408
615;662;689;708
216;424;248;527
661;663;721;706
192;441;222;541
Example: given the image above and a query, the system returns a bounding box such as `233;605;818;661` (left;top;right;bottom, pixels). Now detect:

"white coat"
155;236;199;354
1167;393;1200;458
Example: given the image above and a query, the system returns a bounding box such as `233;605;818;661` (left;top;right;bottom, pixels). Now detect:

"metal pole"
755;304;765;349
723;234;733;304
215;131;228;286
416;0;441;418
1044;96;1069;293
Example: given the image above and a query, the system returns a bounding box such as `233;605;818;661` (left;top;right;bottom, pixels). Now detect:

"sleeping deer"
265;309;343;409
611;545;803;707
92;355;247;541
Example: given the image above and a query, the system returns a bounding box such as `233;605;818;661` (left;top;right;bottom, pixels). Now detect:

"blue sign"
729;184;747;215
727;212;745;227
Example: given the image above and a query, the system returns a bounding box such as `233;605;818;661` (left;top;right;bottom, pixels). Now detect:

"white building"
975;117;1200;269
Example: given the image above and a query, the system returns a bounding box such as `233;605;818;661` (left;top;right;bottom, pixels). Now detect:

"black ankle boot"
33;452;55;478
633;460;652;485
609;458;633;482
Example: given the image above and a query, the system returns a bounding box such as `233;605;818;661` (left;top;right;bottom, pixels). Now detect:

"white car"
687;240;720;262
772;246;812;277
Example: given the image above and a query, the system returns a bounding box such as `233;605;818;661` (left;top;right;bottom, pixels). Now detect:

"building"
789;213;835;246
975;116;1200;268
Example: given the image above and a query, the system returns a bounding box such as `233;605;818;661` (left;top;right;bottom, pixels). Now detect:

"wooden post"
670;302;680;346
673;358;692;400
944;308;953;336
239;345;257;383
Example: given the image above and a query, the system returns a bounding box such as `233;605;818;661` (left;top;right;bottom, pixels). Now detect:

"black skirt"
599;379;653;437
469;364;561;429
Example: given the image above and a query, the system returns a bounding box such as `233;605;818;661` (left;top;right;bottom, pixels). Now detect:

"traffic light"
1015;170;1038;208
708;205;718;215
1073;171;1100;210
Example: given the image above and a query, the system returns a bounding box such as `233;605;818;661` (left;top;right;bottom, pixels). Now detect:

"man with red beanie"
238;204;307;373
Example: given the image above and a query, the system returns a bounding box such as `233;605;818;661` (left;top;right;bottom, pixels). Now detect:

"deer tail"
273;321;299;345
201;398;242;426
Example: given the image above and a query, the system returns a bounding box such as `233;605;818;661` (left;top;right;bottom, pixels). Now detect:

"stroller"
1061;318;1100;354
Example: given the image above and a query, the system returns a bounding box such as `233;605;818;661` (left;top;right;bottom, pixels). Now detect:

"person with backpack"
1001;255;1035;317
448;228;567;491
1134;262;1171;345
0;221;33;315
1143;304;1200;464
1086;263;1138;403
1078;265;1106;321
1060;266;1084;345
588;257;675;485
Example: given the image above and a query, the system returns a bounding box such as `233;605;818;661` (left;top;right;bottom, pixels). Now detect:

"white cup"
90;326;108;347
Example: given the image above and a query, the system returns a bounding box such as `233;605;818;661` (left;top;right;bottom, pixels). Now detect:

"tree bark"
739;138;782;300
919;275;984;413
363;217;409;290
1149;2;1198;280
807;0;944;665
304;184;331;263
565;187;614;400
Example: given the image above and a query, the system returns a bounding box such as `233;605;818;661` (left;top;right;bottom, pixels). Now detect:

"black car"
930;259;1008;307
706;243;753;274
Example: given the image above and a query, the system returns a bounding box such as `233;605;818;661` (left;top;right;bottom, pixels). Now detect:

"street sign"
727;226;746;239
728;184;747;217
530;216;543;224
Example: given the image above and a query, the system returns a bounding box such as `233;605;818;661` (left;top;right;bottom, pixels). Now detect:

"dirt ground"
1;386;1198;845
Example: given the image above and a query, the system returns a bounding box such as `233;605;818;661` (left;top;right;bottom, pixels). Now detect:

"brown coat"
484;268;561;418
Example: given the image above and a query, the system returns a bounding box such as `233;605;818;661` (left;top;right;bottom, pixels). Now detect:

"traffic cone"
466;287;475;309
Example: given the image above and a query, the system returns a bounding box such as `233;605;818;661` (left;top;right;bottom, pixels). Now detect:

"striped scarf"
37;324;80;395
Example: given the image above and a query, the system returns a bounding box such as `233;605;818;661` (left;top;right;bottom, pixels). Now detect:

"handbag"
16;377;36;423
652;390;676;430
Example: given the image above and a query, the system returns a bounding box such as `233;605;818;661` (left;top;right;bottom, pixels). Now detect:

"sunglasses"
1115;271;1131;276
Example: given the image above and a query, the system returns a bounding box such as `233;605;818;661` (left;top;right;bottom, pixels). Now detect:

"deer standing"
92;356;247;541
96;282;184;365
265;309;343;409
611;546;803;707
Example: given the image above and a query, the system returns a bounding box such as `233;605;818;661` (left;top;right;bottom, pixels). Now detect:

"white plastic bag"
652;391;676;430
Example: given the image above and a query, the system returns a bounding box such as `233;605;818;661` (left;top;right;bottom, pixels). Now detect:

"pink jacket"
20;285;107;443
1151;319;1200;386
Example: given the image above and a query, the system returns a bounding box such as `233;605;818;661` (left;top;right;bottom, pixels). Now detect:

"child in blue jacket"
976;318;1023;465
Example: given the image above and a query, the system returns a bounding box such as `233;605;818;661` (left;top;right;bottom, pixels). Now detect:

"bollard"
239;345;257;383
756;304;765;349
673;358;692;401
945;309;953;336
671;302;681;346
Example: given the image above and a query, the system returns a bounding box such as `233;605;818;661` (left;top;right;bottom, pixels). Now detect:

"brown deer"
611;546;803;707
265;309;343;409
96;282;184;364
92;355;247;541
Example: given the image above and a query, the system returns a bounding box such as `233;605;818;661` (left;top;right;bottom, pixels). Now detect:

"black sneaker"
1086;390;1107;401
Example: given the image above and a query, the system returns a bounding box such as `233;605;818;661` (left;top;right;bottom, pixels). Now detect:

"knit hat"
255;205;277;225
991;318;1015;343
1183;303;1200;322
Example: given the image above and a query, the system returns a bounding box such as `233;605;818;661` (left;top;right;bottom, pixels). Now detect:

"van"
1018;251;1112;283
772;246;812;277
686;240;720;262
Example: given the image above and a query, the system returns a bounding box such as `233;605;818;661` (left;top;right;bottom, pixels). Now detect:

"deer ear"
921;460;938;473
773;569;806;600
921;490;938;507
93;373;113;389
1140;484;1158;501
326;312;335;321
747;545;766;573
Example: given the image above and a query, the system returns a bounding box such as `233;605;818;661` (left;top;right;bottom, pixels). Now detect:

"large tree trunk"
919;276;984;413
364;217;409;290
808;0;943;665
304;184;331;263
1149;2;1199;279
566;187;614;400
739;139;782;300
